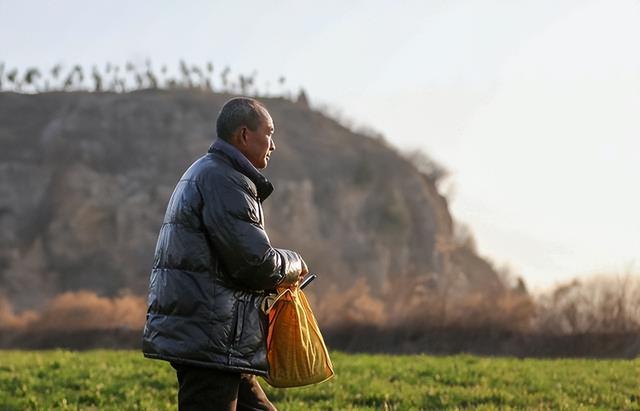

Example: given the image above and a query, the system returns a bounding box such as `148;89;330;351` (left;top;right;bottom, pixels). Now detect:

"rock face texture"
0;90;505;310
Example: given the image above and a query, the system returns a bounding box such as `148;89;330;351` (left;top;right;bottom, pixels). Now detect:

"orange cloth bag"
263;287;334;388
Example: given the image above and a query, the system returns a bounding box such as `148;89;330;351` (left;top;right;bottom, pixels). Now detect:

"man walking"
143;97;307;410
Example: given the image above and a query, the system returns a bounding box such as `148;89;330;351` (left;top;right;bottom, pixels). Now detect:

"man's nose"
270;139;275;151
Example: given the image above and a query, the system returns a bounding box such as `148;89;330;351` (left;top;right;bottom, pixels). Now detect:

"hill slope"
0;90;505;310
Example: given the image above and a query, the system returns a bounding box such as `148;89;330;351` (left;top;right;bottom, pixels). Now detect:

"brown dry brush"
534;274;640;335
1;274;639;356
311;278;537;355
0;291;146;349
298;274;640;356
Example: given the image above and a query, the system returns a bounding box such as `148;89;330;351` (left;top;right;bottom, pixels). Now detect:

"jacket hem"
142;352;268;377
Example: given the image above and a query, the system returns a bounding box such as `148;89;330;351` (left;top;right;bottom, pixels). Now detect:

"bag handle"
260;288;294;315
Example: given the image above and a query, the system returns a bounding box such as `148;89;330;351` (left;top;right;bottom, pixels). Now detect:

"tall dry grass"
1;273;638;356
534;274;640;335
0;291;145;332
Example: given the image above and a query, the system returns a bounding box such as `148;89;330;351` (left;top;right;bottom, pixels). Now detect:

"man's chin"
249;158;268;169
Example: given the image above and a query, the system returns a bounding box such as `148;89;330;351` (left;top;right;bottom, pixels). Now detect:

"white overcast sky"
1;0;639;291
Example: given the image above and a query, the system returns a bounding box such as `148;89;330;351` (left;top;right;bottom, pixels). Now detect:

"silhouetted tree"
146;68;158;89
63;72;73;91
0;60;298;97
113;65;122;92
135;73;144;89
75;65;84;89
140;60;157;89
191;65;204;89
246;71;257;95
205;62;214;91
124;62;136;91
405;149;450;186
515;277;527;294
51;64;62;89
239;74;248;95
179;60;192;88
6;68;18;91
221;67;230;92
159;65;168;88
23;68;41;92
278;76;286;96
92;66;103;92
296;88;309;108
63;65;84;90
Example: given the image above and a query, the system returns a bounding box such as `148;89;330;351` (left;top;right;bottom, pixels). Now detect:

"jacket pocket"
232;299;246;349
234;294;268;356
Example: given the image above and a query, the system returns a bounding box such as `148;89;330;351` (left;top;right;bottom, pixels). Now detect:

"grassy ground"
0;350;638;410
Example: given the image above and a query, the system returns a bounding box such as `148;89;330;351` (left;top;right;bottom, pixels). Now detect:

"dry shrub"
534;274;640;335
0;291;146;332
309;276;536;334
436;292;535;332
0;297;38;330
32;291;146;331
310;279;388;328
2;273;638;356
388;289;535;334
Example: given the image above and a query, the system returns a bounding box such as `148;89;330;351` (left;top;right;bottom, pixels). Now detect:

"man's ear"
229;127;246;146
239;127;248;146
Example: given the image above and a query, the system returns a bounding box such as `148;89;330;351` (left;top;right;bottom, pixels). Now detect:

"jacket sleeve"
200;173;303;290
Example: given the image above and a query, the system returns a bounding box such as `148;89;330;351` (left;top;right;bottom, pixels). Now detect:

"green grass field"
0;350;638;410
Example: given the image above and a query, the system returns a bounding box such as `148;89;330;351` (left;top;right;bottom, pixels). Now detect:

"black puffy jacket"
142;140;303;376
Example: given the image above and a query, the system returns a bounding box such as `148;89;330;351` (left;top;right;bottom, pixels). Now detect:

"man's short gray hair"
216;97;267;141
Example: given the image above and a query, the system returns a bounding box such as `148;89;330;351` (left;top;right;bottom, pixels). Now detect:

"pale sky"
1;0;638;291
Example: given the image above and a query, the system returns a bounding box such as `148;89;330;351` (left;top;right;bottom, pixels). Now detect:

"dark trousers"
171;362;277;411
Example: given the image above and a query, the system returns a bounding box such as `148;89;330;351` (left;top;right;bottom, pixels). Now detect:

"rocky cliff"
0;90;506;311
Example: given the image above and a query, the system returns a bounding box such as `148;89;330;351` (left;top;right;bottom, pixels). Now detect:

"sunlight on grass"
0;350;638;410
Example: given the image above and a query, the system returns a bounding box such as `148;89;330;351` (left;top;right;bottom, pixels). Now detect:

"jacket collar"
208;138;274;201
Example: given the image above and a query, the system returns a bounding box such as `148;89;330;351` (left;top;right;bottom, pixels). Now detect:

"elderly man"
143;97;307;410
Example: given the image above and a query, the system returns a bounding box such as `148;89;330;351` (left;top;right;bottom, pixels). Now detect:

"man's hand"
294;259;309;288
278;257;309;288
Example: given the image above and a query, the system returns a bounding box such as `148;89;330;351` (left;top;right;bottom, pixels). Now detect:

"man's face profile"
241;109;275;169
